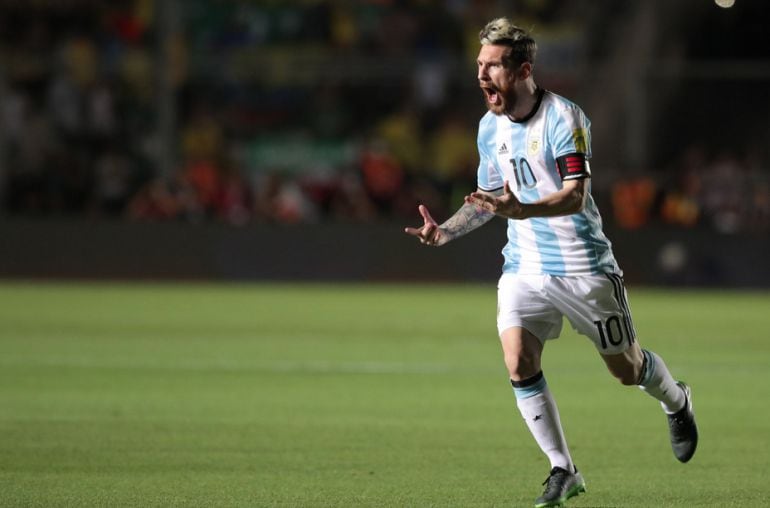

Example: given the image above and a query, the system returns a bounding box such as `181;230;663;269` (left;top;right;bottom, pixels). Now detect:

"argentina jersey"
476;90;621;276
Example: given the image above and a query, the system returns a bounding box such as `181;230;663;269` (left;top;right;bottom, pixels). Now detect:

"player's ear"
517;62;532;80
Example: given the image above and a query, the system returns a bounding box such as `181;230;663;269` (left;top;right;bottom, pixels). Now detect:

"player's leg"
599;340;645;385
497;274;585;507
594;273;697;462
601;341;681;406
500;324;543;382
501;326;574;471
602;344;698;462
500;326;585;508
554;273;698;463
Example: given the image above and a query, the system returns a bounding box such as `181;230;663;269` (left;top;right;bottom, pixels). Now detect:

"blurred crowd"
1;0;768;233
0;0;491;225
611;144;770;234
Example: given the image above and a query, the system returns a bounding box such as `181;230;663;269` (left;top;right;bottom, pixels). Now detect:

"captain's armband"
556;153;591;181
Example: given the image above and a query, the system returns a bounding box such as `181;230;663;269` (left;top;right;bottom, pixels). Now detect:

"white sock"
637;349;686;414
512;372;573;472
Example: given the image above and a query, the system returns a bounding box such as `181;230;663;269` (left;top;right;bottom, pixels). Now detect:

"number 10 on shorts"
593;316;634;350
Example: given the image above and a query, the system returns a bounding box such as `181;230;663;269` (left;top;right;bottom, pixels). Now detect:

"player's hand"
404;205;446;246
466;181;527;219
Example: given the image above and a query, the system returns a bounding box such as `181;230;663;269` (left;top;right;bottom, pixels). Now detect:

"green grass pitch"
1;281;769;507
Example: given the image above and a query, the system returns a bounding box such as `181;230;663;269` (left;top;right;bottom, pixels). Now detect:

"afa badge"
528;138;540;156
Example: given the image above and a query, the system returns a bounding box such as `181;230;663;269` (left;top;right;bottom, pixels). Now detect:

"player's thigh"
497;273;563;342
547;273;636;355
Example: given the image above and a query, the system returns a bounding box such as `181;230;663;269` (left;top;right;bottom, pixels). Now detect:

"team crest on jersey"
572;128;588;153
528;138;540;156
498;142;509;155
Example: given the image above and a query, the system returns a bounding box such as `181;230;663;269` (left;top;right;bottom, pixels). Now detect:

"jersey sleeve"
476;121;503;192
548;103;592;160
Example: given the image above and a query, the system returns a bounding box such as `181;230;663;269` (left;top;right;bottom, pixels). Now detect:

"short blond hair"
479;18;537;67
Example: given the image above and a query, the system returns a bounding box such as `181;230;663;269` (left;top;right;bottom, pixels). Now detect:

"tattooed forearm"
439;202;495;243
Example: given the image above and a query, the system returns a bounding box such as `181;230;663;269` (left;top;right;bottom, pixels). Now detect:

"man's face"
477;44;518;116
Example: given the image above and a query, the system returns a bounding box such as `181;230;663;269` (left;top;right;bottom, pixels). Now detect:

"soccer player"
404;18;698;508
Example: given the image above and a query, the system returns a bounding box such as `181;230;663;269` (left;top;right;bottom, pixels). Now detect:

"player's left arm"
466;178;587;220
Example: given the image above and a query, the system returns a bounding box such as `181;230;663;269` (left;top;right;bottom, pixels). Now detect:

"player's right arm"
404;189;499;246
407;114;500;246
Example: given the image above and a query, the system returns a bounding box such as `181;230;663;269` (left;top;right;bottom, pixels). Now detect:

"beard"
482;85;518;116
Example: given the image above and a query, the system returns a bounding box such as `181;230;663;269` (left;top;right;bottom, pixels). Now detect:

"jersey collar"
507;87;545;124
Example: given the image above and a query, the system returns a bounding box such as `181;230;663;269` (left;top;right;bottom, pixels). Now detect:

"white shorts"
497;272;637;354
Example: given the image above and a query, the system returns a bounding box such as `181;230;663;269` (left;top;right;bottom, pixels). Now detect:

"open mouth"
481;86;500;106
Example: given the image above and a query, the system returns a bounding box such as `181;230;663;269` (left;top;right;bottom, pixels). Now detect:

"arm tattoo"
440;202;495;242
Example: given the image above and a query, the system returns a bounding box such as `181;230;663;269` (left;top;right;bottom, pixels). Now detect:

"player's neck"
507;81;541;123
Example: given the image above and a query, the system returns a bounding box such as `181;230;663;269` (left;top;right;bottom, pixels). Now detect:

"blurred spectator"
700;151;746;234
88;79;119;140
426;112;477;210
327;170;378;222
127;171;202;222
750;181;770;231
611;177;657;230
253;172;319;224
182;158;222;216
215;163;253;226
359;140;405;214
375;104;423;175
91;147;134;216
659;145;703;228
6;111;57;214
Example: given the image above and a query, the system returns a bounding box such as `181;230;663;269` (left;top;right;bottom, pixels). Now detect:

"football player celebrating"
405;17;698;508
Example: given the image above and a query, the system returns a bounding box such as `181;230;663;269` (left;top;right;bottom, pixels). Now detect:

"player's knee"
504;352;540;381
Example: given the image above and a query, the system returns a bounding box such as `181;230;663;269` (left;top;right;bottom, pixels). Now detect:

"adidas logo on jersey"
498;143;509;155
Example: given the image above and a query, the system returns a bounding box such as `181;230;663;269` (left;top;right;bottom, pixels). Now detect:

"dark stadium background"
1;0;769;286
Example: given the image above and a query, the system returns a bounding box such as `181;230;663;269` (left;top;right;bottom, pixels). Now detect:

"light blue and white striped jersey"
476;90;621;276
